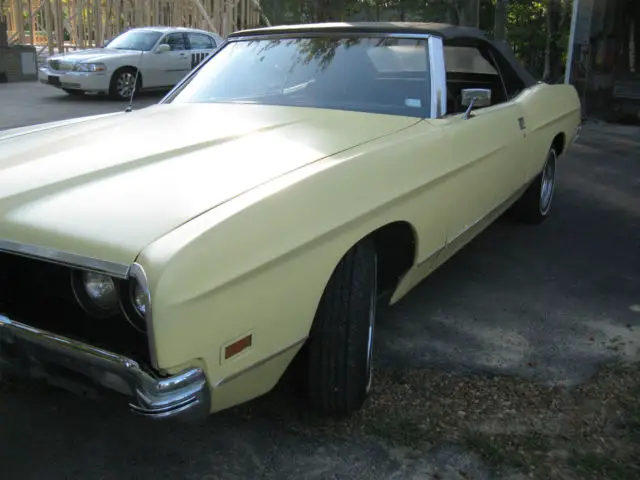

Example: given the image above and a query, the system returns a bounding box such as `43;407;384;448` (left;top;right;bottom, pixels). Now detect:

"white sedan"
38;26;223;100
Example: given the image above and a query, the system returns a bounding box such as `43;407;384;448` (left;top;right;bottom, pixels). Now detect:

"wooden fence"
1;0;266;55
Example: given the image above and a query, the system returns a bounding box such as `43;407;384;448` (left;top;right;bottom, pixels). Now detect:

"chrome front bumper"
0;315;210;420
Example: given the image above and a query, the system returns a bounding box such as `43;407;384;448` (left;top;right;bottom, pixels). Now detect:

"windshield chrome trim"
226;32;434;42
0;239;131;278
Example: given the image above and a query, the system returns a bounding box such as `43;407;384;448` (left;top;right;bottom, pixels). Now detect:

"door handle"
518;117;526;130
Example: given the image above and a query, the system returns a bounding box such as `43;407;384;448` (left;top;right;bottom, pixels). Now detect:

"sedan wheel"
109;68;140;101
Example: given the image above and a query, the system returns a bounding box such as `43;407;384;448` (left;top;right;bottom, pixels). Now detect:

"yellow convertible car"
0;22;581;421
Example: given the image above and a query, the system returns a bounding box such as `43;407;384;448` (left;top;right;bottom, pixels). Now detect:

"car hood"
47;48;140;64
0;103;419;266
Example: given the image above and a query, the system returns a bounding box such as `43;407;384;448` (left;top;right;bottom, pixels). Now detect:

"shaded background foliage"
259;0;574;80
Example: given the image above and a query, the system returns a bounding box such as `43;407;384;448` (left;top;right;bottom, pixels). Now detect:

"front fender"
135;123;446;383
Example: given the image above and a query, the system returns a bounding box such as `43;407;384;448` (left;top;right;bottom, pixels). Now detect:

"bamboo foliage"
3;0;263;53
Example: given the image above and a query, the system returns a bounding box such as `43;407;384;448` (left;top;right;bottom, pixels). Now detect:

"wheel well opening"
112;66;143;87
367;221;417;295
552;132;566;156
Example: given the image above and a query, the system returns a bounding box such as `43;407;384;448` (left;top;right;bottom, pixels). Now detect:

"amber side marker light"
224;334;253;360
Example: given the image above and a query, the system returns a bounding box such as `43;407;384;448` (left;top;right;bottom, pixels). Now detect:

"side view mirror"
461;88;491;119
103;39;110;47
461;88;492;108
156;44;171;53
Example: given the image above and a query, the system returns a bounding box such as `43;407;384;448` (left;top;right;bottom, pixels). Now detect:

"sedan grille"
48;59;74;71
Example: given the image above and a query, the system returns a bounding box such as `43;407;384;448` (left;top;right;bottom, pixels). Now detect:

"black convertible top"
228;22;537;87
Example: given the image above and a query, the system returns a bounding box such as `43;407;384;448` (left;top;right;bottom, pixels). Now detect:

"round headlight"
71;270;120;318
131;281;148;317
82;271;119;311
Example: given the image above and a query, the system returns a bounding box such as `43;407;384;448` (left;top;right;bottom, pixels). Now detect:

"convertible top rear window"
444;46;497;75
167;36;432;118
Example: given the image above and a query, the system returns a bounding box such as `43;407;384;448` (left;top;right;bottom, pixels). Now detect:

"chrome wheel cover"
539;150;556;215
116;72;136;99
365;255;377;394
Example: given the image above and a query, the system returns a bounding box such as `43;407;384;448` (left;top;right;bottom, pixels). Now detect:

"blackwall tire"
306;239;378;418
511;147;557;225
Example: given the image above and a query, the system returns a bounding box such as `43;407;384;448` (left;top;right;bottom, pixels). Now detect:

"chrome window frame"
161;31;444;119
428;35;447;117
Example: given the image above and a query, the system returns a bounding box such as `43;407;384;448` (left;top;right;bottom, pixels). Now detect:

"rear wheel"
306;239;378;417
510;147;557;224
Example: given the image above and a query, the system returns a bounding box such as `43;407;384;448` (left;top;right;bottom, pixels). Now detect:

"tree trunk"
454;0;479;27
494;0;506;41
446;4;458;25
0;0;7;48
633;0;640;72
543;0;562;82
316;0;330;22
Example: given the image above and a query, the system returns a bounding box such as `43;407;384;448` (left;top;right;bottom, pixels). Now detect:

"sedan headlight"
71;270;120;317
73;63;106;73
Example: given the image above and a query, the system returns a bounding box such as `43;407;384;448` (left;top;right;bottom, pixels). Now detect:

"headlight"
83;272;118;309
131;281;148;317
117;279;149;333
71;270;119;317
73;63;106;73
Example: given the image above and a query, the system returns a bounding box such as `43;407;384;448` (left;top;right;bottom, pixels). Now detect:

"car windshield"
107;30;163;51
167;35;432;117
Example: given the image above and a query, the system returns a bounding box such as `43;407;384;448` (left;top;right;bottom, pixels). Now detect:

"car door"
438;46;528;246
145;32;192;88
186;32;219;71
440;102;526;244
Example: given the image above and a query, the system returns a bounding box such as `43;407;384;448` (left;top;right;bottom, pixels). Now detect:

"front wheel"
510;147;557;224
306;239;378;418
109;68;140;101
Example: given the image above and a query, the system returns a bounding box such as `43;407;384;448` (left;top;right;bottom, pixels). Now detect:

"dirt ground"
0;84;639;479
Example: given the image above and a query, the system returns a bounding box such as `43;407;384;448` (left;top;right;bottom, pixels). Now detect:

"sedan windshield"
166;36;432;118
107;30;163;51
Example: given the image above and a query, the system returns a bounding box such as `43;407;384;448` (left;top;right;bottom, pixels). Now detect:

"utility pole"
565;0;581;84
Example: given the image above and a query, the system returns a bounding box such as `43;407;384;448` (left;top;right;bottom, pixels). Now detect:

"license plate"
48;75;61;86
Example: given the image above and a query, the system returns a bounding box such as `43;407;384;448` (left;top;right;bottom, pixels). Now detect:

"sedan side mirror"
156;44;171;53
461;88;492;119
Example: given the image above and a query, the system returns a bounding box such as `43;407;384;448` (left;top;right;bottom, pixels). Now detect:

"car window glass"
167;36;432;118
162;33;188;51
444;46;497;75
188;33;215;50
486;46;526;99
107;30;163;51
444;44;508;113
